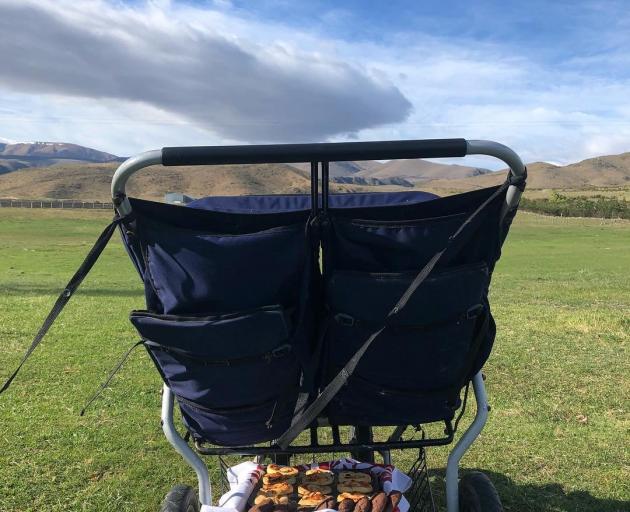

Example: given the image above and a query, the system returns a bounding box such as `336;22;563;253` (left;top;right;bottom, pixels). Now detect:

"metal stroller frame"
111;139;525;512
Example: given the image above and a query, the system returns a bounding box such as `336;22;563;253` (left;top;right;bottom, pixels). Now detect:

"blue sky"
1;0;629;168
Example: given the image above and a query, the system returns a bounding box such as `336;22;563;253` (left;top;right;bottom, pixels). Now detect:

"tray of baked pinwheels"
215;459;413;512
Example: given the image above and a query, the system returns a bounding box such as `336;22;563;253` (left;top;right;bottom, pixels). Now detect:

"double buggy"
2;139;526;511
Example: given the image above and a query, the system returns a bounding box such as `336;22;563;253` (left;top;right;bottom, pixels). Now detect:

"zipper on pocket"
176;394;280;415
130;304;284;323
331;261;488;282
145;340;292;366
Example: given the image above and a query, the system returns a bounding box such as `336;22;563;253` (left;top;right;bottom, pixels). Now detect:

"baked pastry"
272;504;297;512
301;468;334;486
263;474;297;485
267;464;299;478
370;492;388;512
354;496;372;512
338;471;371;483
297;484;333;496
388;491;402;511
256;494;295;506
338;498;356;512
337;483;373;494
249;502;275;512
255;496;274;506
305;468;333;476
298;491;333;507
260;482;294;497
314;497;336;510
337;492;369;503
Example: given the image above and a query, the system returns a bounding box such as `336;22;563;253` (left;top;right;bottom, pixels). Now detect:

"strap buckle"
334;313;356;327
507;166;527;191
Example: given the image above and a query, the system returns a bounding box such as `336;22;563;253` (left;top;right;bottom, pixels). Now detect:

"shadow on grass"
0;284;143;297
429;469;628;512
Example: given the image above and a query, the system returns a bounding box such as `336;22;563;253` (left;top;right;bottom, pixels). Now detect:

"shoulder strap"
275;181;509;449
0;217;123;395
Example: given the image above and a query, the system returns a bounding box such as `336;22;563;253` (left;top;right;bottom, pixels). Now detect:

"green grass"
0;209;628;511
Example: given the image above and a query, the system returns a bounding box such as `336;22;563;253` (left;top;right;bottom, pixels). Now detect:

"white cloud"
0;0;629;167
0;0;410;145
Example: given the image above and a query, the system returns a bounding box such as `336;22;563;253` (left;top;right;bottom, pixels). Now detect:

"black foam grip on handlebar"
161;139;467;166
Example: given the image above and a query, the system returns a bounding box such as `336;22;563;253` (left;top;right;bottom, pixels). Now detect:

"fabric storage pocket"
130;305;300;446
176;395;298;447
323;263;491;425
328;212;468;272
137;219;308;315
326;372;460;426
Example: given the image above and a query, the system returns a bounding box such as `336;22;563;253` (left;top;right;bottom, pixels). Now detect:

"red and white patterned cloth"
208;458;411;512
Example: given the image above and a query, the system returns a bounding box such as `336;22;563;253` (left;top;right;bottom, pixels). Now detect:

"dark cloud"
0;2;411;142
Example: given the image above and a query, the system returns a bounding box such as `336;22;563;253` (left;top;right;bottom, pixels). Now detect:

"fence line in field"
0;198;113;210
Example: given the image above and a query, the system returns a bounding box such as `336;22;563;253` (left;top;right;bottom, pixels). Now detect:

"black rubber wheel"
160;485;200;512
458;472;503;512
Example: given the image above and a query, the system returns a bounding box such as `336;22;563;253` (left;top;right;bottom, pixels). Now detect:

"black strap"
80;339;144;416
275;180;510;449
0;217;122;395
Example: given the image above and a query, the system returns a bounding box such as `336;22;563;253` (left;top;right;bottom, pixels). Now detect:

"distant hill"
0;141;119;161
288;161;378;178
357;159;491;183
333;176;413;187
289;159;490;182
0;141;121;175
421;152;630;192
1;139;629;201
0;161;373;202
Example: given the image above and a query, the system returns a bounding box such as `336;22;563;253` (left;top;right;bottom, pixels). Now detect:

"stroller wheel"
160;485;200;512
458;472;503;512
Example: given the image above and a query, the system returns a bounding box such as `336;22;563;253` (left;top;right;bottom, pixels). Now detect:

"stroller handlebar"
161;139;468;166
111;139;525;216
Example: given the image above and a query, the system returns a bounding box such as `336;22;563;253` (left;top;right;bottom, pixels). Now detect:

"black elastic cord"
0;217;122;395
80;339;144;416
453;382;470;433
275;180;510;449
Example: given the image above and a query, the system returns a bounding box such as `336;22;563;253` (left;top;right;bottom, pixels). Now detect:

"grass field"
0;208;628;512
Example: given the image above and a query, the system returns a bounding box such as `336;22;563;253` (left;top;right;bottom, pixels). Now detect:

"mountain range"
0;140;628;201
0;141;120;174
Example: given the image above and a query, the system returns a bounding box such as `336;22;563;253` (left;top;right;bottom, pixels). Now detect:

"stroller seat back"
1;139;526;451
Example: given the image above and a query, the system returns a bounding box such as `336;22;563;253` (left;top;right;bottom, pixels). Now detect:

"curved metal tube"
161;384;212;505
110;140;525;217
445;372;489;512
466;140;526;217
111;149;162;216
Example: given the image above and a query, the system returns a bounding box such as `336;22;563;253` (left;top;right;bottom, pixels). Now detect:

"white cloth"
217;461;264;511
214;458;412;512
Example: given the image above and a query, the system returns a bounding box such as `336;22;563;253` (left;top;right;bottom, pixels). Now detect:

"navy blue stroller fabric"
187;190;438;213
320;186;506;425
122;198;319;445
118;185;512;445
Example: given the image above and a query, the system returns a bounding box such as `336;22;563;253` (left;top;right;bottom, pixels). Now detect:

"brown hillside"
0;142;118;162
2;151;629;201
422;153;630;192
0;161;366;201
358;159;489;182
289;161;380;178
